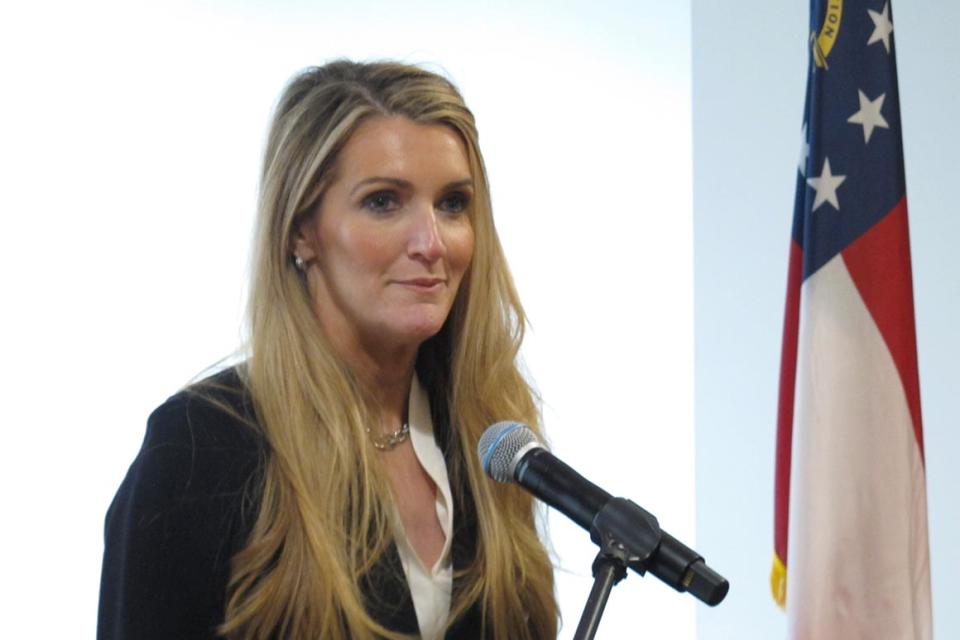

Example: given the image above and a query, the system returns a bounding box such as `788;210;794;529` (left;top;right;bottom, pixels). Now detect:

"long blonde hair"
222;60;557;639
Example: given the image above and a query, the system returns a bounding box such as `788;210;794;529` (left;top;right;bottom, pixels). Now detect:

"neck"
323;326;418;437
360;346;416;429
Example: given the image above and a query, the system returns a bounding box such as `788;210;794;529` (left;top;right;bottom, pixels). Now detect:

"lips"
396;277;446;289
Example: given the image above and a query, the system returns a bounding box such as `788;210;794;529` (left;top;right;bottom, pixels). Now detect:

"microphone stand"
572;536;633;640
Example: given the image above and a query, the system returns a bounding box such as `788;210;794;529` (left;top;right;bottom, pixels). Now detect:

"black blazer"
97;368;485;639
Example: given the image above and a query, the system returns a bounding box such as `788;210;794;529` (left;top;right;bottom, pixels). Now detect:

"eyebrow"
349;176;474;197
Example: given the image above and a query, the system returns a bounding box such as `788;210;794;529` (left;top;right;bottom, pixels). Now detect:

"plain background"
1;1;955;638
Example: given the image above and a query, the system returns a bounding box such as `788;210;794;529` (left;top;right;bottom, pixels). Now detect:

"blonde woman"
98;60;558;639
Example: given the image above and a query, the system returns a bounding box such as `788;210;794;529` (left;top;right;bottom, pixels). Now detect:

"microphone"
478;421;729;606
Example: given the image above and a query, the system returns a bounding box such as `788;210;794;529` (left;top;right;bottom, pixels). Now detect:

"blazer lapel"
361;542;420;635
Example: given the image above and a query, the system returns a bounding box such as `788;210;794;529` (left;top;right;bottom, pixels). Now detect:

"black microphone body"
515;447;609;530
512;444;728;606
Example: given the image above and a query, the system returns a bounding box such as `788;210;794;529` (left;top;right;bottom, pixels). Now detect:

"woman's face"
295;115;475;355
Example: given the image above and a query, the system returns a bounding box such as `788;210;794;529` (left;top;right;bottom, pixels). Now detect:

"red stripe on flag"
841;197;925;460
774;239;803;565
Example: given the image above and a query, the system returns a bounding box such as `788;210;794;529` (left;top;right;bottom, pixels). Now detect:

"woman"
98;60;558;639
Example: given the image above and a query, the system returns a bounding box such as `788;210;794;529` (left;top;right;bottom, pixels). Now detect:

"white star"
798;123;810;175
847;90;889;143
868;3;894;53
806;158;847;211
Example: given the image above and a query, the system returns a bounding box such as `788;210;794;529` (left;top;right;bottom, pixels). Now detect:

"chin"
405;323;446;344
393;313;449;345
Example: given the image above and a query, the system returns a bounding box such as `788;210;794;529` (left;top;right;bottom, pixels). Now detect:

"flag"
771;1;932;638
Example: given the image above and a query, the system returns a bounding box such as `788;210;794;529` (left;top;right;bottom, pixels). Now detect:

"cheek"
330;224;394;272
447;225;475;275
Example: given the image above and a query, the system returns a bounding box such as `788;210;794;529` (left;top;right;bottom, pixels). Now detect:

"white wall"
0;1;695;637
692;2;960;639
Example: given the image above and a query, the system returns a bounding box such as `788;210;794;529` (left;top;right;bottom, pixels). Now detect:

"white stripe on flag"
786;254;931;640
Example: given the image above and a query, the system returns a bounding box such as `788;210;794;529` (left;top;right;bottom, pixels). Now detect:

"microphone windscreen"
478;421;538;482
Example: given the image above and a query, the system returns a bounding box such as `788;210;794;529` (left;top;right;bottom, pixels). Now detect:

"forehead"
334;115;471;183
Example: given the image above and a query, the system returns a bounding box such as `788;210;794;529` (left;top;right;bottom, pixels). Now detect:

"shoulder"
135;366;265;497
146;366;261;450
98;366;266;639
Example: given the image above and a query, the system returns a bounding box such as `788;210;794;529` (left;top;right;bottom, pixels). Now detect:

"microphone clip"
574;498;662;640
590;497;663;575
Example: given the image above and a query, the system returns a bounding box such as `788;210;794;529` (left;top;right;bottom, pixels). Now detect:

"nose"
407;202;446;264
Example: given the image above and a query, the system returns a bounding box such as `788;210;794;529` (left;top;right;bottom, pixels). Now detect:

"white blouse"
392;375;454;640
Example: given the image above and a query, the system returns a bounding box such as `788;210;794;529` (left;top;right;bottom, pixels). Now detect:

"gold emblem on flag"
812;0;843;69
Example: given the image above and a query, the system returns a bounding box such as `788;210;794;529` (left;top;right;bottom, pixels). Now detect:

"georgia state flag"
772;2;932;639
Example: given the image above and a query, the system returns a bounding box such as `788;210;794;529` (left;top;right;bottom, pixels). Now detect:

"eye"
438;190;471;215
362;190;400;213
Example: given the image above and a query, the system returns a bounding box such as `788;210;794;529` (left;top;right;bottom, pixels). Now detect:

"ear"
291;213;319;263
